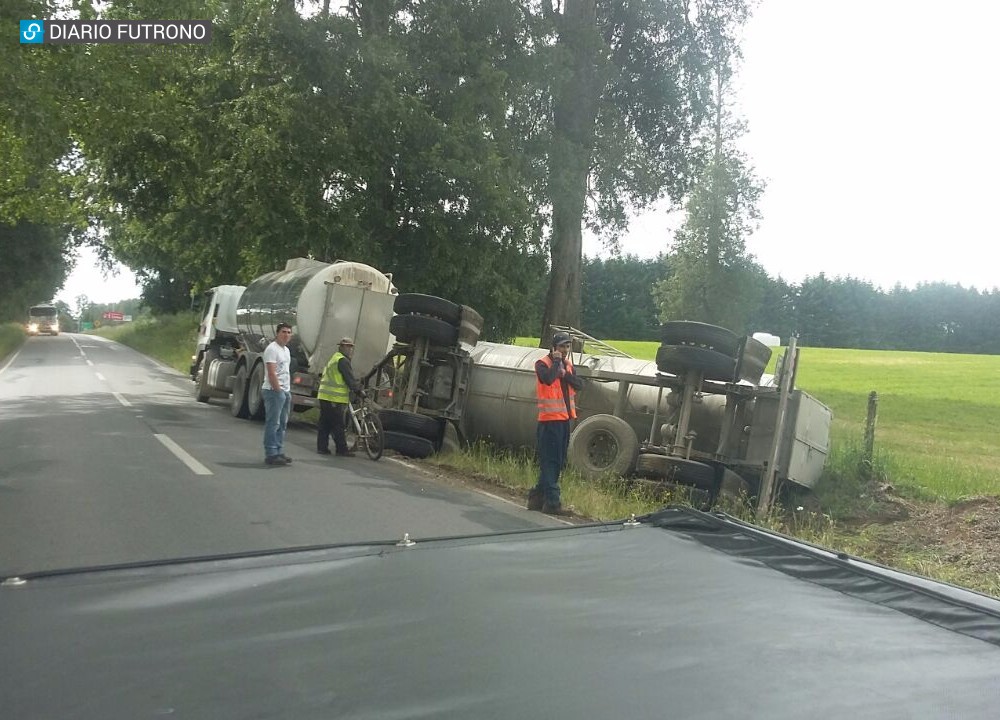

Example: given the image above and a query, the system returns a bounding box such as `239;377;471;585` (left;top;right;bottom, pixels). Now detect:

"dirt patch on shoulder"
840;491;1000;593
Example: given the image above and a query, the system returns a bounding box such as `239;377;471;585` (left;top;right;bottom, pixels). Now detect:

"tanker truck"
380;320;831;503
189;261;831;503
191;258;397;418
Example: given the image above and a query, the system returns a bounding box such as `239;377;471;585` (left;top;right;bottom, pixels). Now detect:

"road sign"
103;311;124;321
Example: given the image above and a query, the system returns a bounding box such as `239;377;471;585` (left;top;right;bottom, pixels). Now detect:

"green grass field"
518;337;1000;505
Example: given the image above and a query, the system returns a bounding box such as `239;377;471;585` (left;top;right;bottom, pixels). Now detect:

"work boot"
265;455;285;466
526;488;544;511
541;503;571;517
279;455;293;464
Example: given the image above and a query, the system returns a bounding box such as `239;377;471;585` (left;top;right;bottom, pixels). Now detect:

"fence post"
862;391;878;481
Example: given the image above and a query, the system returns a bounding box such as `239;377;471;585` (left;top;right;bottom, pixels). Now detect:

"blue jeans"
536;420;570;506
263;389;291;458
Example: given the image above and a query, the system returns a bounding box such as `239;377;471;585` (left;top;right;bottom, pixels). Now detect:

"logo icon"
20;20;44;44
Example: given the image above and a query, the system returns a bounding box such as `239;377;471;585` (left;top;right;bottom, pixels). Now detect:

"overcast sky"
58;0;1000;305
588;0;1000;292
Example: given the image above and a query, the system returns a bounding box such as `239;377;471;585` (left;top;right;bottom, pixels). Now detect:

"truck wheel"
393;293;463;326
195;349;218;403
390;314;459;347
230;365;250;419
567;414;639;480
247;362;266;421
635;453;715;490
384;431;436;459
458;305;484;346
660;321;741;358
655;344;736;383
736;337;772;384
379;409;444;442
718;469;752;502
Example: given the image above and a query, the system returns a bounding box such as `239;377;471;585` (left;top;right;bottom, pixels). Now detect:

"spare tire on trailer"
660;321;741;357
385;431;436;459
736;336;773;384
458;305;484;346
390;314;459;347
718;468;752;502
567;414;640;480
379;409;444;442
393;294;463;326
635;453;715;490
655;344;737;383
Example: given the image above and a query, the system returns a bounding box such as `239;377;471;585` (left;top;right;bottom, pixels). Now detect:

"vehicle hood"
4;507;1000;719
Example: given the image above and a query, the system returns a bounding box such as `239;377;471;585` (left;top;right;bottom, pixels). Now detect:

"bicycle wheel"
361;406;384;461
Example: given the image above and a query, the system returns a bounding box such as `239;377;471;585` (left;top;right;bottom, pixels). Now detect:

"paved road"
0;334;558;576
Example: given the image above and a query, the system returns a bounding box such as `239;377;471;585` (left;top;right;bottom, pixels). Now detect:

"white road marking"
86;360;94;366
113;392;132;407
0;346;22;376
154;434;213;476
95;372;106;382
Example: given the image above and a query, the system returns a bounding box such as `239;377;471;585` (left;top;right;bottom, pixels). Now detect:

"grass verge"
92;313;199;374
0;323;26;363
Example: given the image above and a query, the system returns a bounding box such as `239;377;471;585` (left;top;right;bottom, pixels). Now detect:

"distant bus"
27;304;60;336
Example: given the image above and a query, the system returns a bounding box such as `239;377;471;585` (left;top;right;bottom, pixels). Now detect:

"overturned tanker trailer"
376;314;832;502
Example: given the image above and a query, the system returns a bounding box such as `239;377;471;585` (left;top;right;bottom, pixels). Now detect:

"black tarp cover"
4;507;1000;719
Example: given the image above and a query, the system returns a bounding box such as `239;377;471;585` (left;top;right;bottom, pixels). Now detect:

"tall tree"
536;0;730;343
653;0;761;332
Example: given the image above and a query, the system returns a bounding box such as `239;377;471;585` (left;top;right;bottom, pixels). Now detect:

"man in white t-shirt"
263;323;293;466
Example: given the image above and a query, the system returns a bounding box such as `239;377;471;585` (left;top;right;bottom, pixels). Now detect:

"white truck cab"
190;285;244;378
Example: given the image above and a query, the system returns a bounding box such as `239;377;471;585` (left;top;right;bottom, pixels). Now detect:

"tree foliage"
0;221;71;322
581;254;664;340
537;0;734;341
9;0;996;358
653;0;762;333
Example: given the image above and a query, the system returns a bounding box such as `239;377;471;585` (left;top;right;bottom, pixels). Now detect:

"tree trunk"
539;0;599;346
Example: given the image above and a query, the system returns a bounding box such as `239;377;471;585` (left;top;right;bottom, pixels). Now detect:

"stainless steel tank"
463;342;729;452
236;258;397;375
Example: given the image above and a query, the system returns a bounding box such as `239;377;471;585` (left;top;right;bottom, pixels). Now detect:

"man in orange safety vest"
527;331;583;515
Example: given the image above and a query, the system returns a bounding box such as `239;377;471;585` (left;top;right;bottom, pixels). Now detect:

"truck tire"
655;344;736;383
635;453;715;490
247;362;266;421
719;468;751;502
736;337;772;384
394;293;463;326
458;305;484;346
567;414;639;480
230;365;250;419
660;321;741;358
384;431;436;459
379;409;444;442
390;314;459;347
195;349;218;403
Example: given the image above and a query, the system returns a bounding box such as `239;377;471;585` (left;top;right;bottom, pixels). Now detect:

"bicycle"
345;390;385;461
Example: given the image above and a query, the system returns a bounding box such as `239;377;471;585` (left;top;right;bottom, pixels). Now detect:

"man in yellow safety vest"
317;337;361;457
